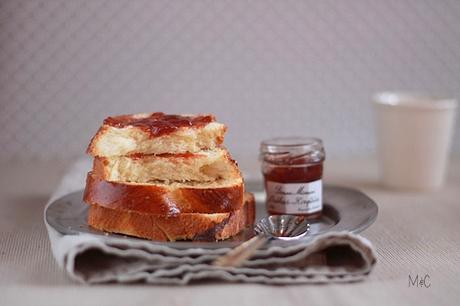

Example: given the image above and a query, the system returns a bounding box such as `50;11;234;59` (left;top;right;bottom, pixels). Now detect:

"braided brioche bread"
92;148;241;183
84;112;254;241
87;113;226;157
84;171;244;215
87;192;255;241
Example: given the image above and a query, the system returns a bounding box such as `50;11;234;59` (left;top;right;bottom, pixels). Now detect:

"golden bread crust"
87;193;255;241
83;172;245;215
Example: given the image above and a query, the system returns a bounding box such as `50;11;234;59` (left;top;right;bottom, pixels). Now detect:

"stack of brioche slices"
83;112;255;241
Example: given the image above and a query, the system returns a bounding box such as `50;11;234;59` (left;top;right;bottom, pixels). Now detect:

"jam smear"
128;152;200;159
104;112;215;137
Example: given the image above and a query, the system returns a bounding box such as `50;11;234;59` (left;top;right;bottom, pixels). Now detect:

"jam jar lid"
260;137;325;165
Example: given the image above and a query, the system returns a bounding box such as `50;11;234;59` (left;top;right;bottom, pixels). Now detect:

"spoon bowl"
213;215;310;267
254;215;310;240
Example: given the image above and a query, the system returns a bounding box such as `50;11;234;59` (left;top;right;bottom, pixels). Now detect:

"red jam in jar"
260;137;325;217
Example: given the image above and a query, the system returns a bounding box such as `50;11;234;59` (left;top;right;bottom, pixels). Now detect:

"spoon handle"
213;235;269;267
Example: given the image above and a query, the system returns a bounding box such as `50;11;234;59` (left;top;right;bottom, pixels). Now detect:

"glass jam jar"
260;137;325;218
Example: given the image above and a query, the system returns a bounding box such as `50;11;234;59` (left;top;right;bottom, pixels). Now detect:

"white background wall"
1;0;459;163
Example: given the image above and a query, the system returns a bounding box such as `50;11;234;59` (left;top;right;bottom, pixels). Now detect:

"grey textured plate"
45;185;378;249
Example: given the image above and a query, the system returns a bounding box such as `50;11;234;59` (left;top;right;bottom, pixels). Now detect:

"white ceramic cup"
374;92;458;191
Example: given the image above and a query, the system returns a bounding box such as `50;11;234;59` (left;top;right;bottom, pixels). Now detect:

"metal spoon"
213;215;310;267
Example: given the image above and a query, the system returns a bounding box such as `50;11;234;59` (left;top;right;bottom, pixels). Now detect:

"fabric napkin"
44;158;377;284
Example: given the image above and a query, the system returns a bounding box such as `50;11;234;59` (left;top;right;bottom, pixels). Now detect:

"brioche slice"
87;113;227;157
88;192;255;241
93;148;241;184
83;171;244;215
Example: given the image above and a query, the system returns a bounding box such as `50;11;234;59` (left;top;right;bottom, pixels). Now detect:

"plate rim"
45;185;378;249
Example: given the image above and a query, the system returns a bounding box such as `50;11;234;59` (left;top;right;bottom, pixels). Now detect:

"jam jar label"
266;180;322;214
